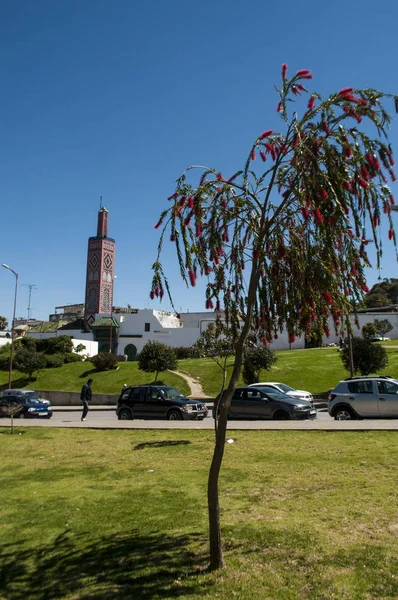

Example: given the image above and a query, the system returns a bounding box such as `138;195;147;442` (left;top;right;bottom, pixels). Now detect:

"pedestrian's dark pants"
82;400;89;419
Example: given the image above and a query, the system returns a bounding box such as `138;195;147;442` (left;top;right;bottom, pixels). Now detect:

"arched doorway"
124;343;137;361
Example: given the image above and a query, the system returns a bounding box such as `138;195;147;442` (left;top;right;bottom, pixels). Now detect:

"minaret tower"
84;206;115;326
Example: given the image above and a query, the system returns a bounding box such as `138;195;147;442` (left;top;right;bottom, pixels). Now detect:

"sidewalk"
52;405;116;411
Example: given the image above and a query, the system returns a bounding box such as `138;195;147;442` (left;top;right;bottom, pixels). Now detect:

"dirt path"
169;370;208;398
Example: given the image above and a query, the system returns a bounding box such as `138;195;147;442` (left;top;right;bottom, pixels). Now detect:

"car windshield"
276;383;295;393
25;392;39;400
159;387;184;399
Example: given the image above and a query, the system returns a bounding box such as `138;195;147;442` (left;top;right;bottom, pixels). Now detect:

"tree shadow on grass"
0;377;31;391
0;529;209;600
133;440;191;451
79;368;98;379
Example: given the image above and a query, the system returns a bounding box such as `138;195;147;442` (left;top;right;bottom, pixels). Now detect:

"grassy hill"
178;345;398;396
0;361;191;396
1;345;398;397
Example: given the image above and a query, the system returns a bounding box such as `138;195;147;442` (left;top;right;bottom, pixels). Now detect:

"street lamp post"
2;264;18;389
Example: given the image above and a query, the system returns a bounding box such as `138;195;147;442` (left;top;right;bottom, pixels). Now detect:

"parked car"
0;389;51;405
0;395;53;419
248;381;313;402
116;385;208;421
214;386;316;420
328;376;398;420
370;336;391;342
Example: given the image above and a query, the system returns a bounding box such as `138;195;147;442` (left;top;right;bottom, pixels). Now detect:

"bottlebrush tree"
151;65;397;570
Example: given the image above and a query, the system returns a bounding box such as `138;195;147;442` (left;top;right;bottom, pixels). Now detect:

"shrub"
13;348;46;380
170;346;195;360
46;335;74;355
0;355;10;370
374;319;393;337
340;336;388;375
35;338;49;352
362;322;377;340
44;354;65;368
20;337;37;351
90;353;119;371
242;346;277;385
138;341;177;381
63;352;83;363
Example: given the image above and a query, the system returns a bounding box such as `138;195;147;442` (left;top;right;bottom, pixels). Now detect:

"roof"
91;317;120;328
355;305;398;313
58;318;87;331
28;321;69;333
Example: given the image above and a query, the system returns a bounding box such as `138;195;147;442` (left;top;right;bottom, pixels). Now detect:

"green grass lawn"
2;344;398;398
179;345;398;396
1;428;398;599
0;361;190;396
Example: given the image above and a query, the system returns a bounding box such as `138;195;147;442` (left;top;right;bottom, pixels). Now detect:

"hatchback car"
116;385;208;420
214;386;316;420
248;381;313;402
0;395;53;419
328;376;398;420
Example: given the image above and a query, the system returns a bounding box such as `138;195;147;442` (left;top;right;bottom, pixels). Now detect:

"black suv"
116;385;208;421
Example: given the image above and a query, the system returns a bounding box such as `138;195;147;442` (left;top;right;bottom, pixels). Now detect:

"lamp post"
2;264;18;389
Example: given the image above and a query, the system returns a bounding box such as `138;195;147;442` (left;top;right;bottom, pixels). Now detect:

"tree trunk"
207;268;260;570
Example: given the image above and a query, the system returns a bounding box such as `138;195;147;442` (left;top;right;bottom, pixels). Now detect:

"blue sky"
1;0;398;324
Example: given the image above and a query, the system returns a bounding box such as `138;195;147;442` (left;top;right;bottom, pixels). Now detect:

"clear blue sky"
1;0;398;324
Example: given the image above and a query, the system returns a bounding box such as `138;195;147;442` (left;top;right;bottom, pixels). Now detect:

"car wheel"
273;410;291;421
334;407;355;420
118;408;133;420
167;410;182;421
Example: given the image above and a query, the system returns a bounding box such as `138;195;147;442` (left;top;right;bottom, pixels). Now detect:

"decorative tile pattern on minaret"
84;207;115;326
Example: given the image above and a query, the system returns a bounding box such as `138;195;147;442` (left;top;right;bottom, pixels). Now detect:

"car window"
259;387;287;399
128;387;139;400
377;380;398;395
158;387;184;399
246;390;263;400
264;390;288;401
147;389;162;402
347;381;374;394
276;383;294;393
25;392;39;400
232;389;245;400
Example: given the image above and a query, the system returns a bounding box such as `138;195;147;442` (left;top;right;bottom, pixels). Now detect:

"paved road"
2;408;398;430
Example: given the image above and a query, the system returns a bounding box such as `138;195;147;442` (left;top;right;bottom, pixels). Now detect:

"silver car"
328;376;398;420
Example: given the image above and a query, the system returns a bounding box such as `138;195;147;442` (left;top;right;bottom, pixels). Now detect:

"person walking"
80;378;93;421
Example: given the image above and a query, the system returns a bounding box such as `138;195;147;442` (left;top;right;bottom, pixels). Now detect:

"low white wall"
72;339;98;357
36;390;119;406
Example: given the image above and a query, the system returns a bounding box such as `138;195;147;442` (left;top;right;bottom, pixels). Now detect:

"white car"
248;382;313;402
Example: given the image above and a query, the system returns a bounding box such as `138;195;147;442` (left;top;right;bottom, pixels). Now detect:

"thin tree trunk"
207;268;260;570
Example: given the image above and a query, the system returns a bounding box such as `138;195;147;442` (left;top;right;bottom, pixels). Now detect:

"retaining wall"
36;390;119;406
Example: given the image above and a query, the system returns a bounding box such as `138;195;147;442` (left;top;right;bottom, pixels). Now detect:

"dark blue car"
0;394;53;419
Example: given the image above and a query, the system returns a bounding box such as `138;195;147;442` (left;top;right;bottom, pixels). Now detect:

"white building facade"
27;307;398;357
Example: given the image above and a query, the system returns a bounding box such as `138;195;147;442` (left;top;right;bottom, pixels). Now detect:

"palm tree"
0;316;8;331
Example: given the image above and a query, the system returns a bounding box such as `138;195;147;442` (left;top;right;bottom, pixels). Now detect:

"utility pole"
22;284;37;319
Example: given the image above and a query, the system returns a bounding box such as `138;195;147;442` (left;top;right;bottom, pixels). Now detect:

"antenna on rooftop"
22;284;37;319
100;195;103;209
